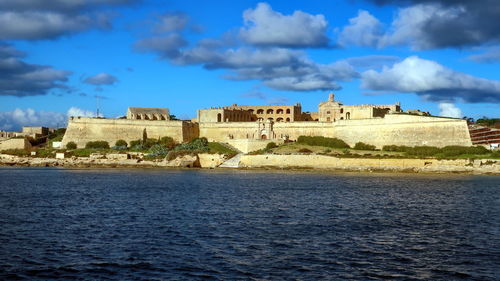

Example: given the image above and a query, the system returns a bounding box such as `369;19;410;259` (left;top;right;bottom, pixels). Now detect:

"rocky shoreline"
1;153;499;174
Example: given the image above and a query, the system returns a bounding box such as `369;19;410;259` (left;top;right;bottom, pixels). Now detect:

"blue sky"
0;0;499;130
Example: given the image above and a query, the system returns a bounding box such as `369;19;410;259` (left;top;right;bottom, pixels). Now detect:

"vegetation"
476;117;500;128
298;148;313;153
297;136;350;149
85;141;110;149
0;149;30;157
382;145;411;152
207;142;238;157
66;141;77;149
174;137;210;152
266;142;278;149
353;142;376;151
115;139;128;148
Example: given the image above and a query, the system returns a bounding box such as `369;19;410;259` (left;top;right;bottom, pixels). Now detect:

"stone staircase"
219;153;243;168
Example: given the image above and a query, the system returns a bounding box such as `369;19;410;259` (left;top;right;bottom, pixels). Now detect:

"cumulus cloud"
361;56;500;103
0;0;138;40
362;0;500;49
133;3;358;92
338;10;384;48
0;43;71;97
0;106;101;131
438;103;462;118
468;47;500;64
83;73;118;85
67;107;99;117
153;12;189;33
239;2;329;48
0;108;66;131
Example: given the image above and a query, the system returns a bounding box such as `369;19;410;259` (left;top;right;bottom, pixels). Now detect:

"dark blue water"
0;168;499;280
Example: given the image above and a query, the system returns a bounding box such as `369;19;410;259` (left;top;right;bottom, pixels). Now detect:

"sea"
0;167;499;280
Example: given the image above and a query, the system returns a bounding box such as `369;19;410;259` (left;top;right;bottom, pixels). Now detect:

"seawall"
239;154;499;174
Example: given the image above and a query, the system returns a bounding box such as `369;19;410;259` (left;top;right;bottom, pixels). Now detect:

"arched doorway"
261;134;267;140
217;113;222;122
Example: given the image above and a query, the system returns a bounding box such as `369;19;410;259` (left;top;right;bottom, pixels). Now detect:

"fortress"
61;93;473;149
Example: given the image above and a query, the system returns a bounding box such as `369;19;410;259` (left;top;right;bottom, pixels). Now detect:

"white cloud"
338;10;384;48
67;107;99;117
361;56;500;103
438;103;462;118
0;107;101;131
0;108;66;131
239;2;329;48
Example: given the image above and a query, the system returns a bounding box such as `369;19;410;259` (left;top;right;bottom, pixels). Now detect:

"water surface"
0;168;499;280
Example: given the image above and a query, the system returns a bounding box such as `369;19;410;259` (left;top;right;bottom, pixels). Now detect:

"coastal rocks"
166;154;198;168
198;153;226;168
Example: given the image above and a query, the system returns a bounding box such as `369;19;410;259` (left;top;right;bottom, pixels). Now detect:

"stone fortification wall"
332;114;472;148
199;114;471;148
0;138;32;150
61;117;197;148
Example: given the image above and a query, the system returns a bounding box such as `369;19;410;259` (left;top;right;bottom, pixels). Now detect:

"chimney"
328;92;335;102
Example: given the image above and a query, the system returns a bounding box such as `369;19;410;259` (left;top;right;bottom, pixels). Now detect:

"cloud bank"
0;43;71;97
83;73;118;85
361;56;500;103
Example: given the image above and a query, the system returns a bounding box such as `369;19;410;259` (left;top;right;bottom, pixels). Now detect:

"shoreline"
1;154;499;175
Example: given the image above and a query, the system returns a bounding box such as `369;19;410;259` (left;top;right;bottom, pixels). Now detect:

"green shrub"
353;142;376;151
297;136;350;148
382;145;411;152
174;137;209;152
159;136;176;149
266;142;278;149
147;144;168;157
85;141;110;149
406;146;441;157
208;142;238;157
129;139;142;148
66;141;77;149
115;139;128;148
440;145;489;157
0;149;30;157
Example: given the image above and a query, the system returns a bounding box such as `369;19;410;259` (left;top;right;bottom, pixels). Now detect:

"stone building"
197;108;254;123
318;93;402;122
223;104;303;122
126;107;170;120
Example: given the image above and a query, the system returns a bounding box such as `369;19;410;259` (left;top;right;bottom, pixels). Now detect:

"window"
217;113;222;122
286;117;290;122
277;109;284;114
257;109;264;114
340;108;344;113
286;109;291;114
326;111;331;114
346;112;350;119
277;117;283;122
267;109;274;114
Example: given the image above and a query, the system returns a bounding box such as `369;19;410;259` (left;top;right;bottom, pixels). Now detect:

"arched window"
340;108;344;113
137;115;142;120
286;109;291;114
152;115;158;120
144;115;150;120
286;117;290;122
248;109;254;113
267;109;274;114
217;113;222;122
268;117;274;121
340;117;344;120
327;111;331;114
327;117;331;122
346;112;351;119
276;117;283;122
257;109;264;114
160;115;166;120
277;109;284;114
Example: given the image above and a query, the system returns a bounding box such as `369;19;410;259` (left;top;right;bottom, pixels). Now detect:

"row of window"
132;114;167;120
249;109;291;114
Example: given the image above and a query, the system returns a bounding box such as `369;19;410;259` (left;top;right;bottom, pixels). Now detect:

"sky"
0;0;499;131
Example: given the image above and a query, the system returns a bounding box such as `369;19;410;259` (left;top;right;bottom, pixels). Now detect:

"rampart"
61;117;198;148
199;114;472;148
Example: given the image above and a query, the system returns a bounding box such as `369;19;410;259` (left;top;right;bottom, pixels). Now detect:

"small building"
224;103;303;122
318;93;402;122
126;107;170;120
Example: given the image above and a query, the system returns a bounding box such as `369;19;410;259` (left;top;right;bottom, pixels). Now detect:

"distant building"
126;107;170;120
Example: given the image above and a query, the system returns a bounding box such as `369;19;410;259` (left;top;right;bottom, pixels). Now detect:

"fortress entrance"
261;134;267;140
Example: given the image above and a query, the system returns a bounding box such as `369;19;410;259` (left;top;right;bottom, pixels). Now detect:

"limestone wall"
332;114;472;148
61;117;197;148
225;139;285;153
199;114;471;148
0;138;32;150
239;154;500;173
